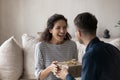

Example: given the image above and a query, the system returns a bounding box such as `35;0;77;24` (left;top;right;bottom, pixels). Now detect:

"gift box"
57;60;82;77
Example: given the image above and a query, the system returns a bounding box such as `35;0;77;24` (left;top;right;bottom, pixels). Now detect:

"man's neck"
83;35;96;46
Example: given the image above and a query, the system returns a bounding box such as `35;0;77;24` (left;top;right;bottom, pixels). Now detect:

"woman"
35;14;78;80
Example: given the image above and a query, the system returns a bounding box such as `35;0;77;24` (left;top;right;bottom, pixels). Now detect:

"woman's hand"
48;61;58;74
40;61;58;80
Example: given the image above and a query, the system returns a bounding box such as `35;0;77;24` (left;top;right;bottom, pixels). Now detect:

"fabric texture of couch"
0;33;120;80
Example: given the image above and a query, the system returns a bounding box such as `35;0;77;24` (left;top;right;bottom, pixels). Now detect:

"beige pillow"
22;34;40;79
108;38;120;50
0;37;23;80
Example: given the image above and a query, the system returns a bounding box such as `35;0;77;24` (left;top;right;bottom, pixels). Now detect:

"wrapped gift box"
57;60;82;77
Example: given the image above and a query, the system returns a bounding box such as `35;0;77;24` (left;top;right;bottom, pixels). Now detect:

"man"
56;12;120;80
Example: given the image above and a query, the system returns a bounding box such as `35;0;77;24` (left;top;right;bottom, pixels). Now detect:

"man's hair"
74;12;98;35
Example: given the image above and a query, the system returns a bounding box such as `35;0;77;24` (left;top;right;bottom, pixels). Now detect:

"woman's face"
49;20;67;43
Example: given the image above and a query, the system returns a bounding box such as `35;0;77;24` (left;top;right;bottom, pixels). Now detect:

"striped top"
35;40;78;80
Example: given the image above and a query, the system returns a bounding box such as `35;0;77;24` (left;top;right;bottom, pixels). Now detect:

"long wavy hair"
40;14;71;42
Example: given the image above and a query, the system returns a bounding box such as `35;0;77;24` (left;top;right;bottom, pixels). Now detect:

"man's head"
74;12;98;44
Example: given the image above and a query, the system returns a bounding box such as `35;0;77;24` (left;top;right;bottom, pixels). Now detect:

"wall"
0;0;24;44
0;0;120;44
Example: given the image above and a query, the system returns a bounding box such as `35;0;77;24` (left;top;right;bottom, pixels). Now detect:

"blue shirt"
66;74;75;80
66;37;120;80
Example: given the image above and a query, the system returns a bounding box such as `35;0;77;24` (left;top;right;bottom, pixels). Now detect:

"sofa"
0;33;120;80
0;34;40;80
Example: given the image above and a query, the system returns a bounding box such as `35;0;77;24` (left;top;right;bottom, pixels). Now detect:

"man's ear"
77;29;82;37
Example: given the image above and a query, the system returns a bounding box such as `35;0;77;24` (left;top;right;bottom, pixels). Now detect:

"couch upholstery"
0;33;120;80
0;34;40;80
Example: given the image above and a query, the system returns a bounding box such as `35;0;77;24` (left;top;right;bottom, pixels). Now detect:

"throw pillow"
0;37;23;80
22;34;40;79
108;38;120;50
75;41;86;63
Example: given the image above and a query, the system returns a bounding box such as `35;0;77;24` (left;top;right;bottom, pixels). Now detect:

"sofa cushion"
22;34;40;79
108;38;120;50
0;37;23;80
75;38;120;63
75;41;86;63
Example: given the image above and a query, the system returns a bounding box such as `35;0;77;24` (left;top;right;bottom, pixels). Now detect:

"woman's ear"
49;29;52;33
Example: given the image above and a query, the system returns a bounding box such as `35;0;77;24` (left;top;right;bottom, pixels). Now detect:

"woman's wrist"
46;65;53;73
40;66;52;80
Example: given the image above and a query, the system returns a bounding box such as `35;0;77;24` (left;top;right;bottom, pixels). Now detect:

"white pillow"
75;41;86;63
108;38;120;50
75;38;120;63
22;34;40;79
0;37;23;80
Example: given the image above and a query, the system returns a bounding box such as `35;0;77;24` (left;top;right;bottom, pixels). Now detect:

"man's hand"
55;65;69;80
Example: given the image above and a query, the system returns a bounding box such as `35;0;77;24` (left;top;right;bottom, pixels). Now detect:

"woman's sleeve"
35;42;45;79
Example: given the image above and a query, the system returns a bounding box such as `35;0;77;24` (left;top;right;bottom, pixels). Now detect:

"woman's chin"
57;39;64;43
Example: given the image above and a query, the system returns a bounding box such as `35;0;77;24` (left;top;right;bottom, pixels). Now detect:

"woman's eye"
56;27;60;29
56;26;61;29
63;26;67;29
55;26;67;30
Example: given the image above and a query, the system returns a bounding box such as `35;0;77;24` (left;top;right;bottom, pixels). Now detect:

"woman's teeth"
58;35;64;37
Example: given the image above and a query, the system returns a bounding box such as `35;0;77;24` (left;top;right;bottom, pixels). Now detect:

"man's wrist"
65;72;69;76
65;73;69;79
66;73;75;80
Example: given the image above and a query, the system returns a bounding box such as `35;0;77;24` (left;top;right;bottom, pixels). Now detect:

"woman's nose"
60;29;65;33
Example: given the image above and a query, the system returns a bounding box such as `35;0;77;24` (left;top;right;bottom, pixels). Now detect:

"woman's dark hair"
40;14;71;42
74;12;98;35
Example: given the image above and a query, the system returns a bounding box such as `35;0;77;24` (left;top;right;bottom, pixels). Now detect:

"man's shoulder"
84;41;106;58
85;41;120;58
